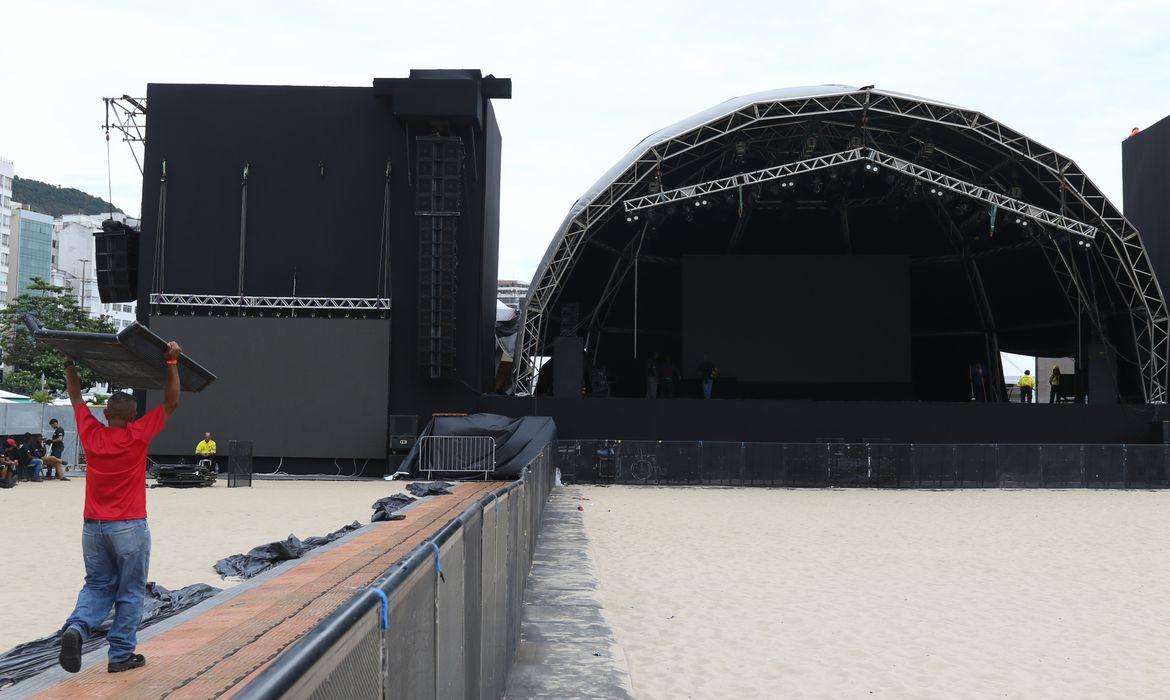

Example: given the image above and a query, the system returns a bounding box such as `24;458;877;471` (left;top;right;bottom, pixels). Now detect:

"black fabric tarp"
213;522;362;579
400;413;557;479
406;481;454;497
371;493;416;521
0;582;221;689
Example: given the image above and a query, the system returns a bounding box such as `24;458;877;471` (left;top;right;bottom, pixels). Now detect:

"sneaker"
58;476;71;481
108;653;146;673
59;627;82;673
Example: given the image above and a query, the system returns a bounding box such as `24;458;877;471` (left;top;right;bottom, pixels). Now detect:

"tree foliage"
11;176;123;218
0;278;116;395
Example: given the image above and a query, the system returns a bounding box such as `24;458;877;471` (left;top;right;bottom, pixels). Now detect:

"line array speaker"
93;221;140;303
416;136;463;378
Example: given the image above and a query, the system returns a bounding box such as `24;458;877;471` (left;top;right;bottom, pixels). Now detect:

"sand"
1;476;402;652
580;486;1170;699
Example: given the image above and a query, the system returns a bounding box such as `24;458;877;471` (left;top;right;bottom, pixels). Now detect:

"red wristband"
166;359;178;365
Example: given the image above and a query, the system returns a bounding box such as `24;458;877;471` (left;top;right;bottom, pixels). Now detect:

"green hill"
11;176;123;218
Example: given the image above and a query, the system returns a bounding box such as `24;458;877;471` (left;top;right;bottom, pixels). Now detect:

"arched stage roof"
516;85;1169;402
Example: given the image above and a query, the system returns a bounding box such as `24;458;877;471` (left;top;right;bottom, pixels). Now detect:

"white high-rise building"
53;214;139;330
497;279;530;310
0;157;14;305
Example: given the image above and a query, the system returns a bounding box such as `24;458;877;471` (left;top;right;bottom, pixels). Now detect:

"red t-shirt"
75;403;167;520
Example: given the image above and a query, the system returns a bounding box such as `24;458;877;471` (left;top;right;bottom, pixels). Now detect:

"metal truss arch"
515;86;1168;401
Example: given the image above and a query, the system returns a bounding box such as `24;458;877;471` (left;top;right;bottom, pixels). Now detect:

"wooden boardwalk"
29;482;501;700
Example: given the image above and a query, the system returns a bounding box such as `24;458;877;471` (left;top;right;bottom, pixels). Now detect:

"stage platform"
19;482;502;700
480;396;1168;445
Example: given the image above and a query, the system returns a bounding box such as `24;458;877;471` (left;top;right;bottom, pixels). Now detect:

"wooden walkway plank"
29;482;502;700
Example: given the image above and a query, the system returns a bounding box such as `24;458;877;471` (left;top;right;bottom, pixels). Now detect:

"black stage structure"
490;85;1170;446
127;70;510;473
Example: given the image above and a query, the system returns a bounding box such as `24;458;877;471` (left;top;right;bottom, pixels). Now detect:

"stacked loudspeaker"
93;219;140;303
416;136;463;378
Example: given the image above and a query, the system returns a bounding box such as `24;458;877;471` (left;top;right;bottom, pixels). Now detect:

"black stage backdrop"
682;255;911;383
146;316;389;458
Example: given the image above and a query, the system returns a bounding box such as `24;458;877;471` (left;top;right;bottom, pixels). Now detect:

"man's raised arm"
163;341;182;417
65;359;84;408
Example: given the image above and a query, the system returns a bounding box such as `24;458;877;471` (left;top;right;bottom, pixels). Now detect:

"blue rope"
430;541;445;582
360;586;389;630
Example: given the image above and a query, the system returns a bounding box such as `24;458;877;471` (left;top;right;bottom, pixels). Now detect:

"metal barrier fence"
417;435;497;480
228;440;254;488
555;440;1170;488
235;443;556;699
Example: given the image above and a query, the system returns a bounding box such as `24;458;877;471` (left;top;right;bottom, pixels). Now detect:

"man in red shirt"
58;341;182;674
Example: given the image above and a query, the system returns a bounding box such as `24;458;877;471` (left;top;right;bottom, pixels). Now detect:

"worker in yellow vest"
1018;370;1035;403
195;432;218;473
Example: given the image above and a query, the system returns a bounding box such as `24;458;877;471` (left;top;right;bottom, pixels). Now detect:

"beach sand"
1;477;402;652
580;486;1170;699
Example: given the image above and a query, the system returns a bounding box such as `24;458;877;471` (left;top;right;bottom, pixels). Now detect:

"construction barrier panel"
555;440;1169;489
235;443;555;700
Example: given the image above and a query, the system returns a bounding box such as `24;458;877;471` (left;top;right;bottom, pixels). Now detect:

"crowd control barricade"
234;442;555;700
418;435;497;480
554;440;1169;489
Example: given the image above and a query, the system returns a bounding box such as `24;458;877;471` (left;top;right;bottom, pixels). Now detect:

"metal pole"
79;260;88;311
238;163;250;298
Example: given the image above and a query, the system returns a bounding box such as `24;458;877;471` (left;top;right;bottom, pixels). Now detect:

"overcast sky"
3;0;1168;280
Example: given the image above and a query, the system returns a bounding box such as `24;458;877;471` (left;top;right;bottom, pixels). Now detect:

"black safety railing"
234;444;555;699
556;440;1170;489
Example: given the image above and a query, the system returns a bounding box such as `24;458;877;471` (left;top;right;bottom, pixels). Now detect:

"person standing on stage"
656;355;680;399
969;362;988;402
1049;366;1063;403
698;356;718;399
58;341;182;675
1018;370;1035;403
646;353;659;399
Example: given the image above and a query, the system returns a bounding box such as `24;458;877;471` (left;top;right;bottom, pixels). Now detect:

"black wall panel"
147;316;390;458
1124;115;1170;292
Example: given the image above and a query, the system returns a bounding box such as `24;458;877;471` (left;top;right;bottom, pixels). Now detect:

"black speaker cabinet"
93;225;140;303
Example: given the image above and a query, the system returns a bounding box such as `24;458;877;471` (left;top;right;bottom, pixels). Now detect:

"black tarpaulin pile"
406;481;454;497
0;582;220;689
371;493;416;521
213;521;362;580
398;414;557;479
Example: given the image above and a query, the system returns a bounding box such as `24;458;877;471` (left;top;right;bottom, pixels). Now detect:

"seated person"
195;432;218;473
38;434;69;481
0;445;17;484
17;433;44;482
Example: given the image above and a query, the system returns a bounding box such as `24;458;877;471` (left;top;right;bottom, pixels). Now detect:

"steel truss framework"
149;293;389;312
623;147;1097;239
515;87;1169;401
103;96;147;176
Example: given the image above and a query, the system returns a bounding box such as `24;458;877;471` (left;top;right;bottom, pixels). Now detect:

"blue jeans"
702;379;713;399
63;519;151;662
27;459;43;480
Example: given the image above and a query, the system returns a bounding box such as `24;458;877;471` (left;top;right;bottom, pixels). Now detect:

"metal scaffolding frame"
103;96;147;176
514;87;1169;402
